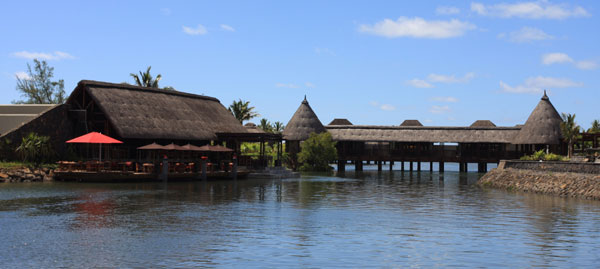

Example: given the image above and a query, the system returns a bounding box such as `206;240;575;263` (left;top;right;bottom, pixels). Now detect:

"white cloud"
305;82;316;88
369;101;396;111
500;27;554;43
430;96;459;102
500;76;583;94
430;105;451;114
407;79;434;88
575;60;598;70
11;51;75;60
428;72;475;83
182;25;208;35
436;6;460;15
358;17;475;39
542;52;573;65
471;1;589;19
275;83;299;89
314;47;336;56
15;71;31;80
220;24;235;32
542;52;598;70
160;8;171;16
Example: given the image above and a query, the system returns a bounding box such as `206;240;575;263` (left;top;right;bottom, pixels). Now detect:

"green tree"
272;121;285;134
14;59;65;104
228;99;259;124
561;113;580;158
130;66;162;88
589;119;600;133
259;118;273;133
15;132;53;166
297;132;337;171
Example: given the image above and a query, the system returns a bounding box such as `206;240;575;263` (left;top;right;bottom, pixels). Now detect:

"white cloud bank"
220;24;235;32
407;79;434;88
499;26;554;43
542;52;598;70
471;1;589;19
370;101;396;111
500;76;583;94
436;6;460;15
358;17;475;39
407;72;474;88
429;105;451;114
12;51;75;60
430;96;459;103
183;25;208;35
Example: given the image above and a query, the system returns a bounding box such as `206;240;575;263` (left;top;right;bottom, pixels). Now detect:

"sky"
1;0;598;129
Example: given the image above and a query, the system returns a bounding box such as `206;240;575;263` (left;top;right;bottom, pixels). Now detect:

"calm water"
1;164;600;268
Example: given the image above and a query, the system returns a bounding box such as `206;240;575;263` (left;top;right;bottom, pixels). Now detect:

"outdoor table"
142;163;154;173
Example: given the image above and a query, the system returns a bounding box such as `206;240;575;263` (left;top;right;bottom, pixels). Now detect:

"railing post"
201;156;207;181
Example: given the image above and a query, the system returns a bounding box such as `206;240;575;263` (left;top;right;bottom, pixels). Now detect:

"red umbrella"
66;132;123;161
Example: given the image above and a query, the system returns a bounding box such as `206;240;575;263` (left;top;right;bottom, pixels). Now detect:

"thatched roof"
513;91;563;144
326;125;520;143
400;120;423;126
470;120;496;127
67;80;247;140
328;118;353;125
282;96;326;140
244;122;266;134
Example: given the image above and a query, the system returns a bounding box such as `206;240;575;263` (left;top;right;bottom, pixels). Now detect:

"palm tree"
272;121;285;134
228;99;259;124
258;118;273;133
130;66;161;88
561;113;581;158
589;119;600;133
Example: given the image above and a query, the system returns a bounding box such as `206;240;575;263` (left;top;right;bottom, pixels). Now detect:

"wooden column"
377;161;382;171
389;161;394;171
410;161;413;171
355;160;363;171
401;161;405;171
439;162;444;172
338;160;346;172
430;161;433;172
417;162;421;172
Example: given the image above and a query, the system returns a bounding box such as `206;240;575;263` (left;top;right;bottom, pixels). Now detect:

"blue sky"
1;1;598;129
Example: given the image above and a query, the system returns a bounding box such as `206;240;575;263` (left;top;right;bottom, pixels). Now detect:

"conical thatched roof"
400;120;423;126
513;91;563;144
328;118;353;125
244;122;266;133
470;120;496;127
283;96;325;140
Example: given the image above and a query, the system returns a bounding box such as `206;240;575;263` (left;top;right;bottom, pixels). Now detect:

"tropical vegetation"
520;150;568;161
589;119;600;133
229;99;259;124
15;132;54;166
297;132;337;171
130;66;162;88
14;59;66;104
560;113;580;158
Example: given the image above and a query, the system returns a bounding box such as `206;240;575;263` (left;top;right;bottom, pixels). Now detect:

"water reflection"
0;171;599;267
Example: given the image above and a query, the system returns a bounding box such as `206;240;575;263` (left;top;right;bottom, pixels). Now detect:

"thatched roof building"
400;120;423;127
470;120;496;127
282;96;326;141
327;125;520;143
244;122;266;134
67;80;247;141
513;91;563;144
328;118;353;125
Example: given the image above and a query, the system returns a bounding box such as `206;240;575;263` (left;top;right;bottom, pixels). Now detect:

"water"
1;166;600;267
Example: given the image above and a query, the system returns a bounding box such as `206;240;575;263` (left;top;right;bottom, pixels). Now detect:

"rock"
0;173;8;179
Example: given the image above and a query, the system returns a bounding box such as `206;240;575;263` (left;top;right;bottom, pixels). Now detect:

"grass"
0;161;57;170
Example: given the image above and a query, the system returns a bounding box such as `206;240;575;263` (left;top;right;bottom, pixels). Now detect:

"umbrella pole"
99;143;102;162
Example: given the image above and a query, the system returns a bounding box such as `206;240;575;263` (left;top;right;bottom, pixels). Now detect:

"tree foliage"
560;113;580;158
15;132;53;166
589;119;600;133
259;118;273;133
229;99;259;124
130;66;162;88
272;121;285;134
14;59;65;104
297;132;337;171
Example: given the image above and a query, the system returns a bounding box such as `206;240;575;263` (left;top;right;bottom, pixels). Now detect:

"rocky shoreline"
0;167;54;183
479;167;600;200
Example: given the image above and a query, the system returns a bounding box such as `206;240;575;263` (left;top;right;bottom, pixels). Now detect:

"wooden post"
417;162;421;172
377;161;382;171
201;156;207;180
355;160;363;171
232;154;238;180
410;161;413;171
338;160;346;172
389;161;394;171
439;162;444;172
401;161;405;171
430;162;433;172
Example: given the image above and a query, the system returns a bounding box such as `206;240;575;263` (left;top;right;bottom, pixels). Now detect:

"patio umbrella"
137;142;164;150
66;132;123;161
197;145;234;152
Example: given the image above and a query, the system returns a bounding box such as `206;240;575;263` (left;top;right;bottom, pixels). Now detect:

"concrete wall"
500;160;600;174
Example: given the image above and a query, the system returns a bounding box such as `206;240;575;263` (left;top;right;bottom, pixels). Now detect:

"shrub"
519;150;568;162
297;132;337;172
15;132;54;166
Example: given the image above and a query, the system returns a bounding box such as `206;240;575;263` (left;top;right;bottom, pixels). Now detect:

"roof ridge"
78;80;219;102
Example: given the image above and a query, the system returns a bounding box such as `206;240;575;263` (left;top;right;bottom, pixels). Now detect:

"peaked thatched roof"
282;96;326;140
328;118;353;125
67;80;247;140
470;120;496;127
244;122;266;134
513;91;563;144
400;120;423;126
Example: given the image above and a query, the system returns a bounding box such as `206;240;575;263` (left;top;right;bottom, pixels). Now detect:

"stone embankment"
0;167;54;183
479;161;600;200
